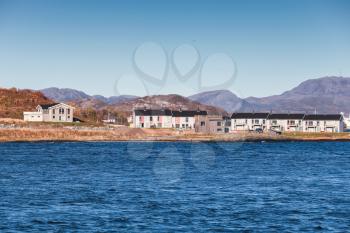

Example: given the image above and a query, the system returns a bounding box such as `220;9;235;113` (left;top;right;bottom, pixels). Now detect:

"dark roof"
38;103;59;109
268;113;305;120
172;110;207;117
134;109;172;116
303;114;343;120
231;112;269;119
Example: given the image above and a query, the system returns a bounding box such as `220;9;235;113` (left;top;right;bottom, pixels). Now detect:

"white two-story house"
303;114;344;132
231;112;269;131
23;103;74;122
267;113;304;132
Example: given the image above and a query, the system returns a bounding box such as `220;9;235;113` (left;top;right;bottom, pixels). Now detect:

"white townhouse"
172;110;207;129
267;113;304;132
303;114;344;132
231;112;269;131
23;103;74;122
133;109;173;128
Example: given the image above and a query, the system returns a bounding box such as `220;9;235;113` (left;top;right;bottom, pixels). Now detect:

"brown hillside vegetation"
0;88;53;119
110;94;227;115
0;87;127;124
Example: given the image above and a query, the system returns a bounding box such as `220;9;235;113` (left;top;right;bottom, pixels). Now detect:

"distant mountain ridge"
189;76;350;114
39;88;225;115
40;87;138;105
39;76;350;115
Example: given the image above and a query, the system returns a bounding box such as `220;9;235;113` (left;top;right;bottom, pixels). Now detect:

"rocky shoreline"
1;126;350;142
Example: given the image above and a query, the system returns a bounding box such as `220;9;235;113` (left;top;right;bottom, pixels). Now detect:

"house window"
157;116;160;121
150;116;153;121
200;121;205;126
317;121;320;126
245;119;248;124
263;120;265;124
139;116;142;121
62;108;64;114
68;116;70;119
254;119;259;124
217;128;222;132
251;119;254;124
185;117;189;122
217;121;221;126
52;109;55;114
141;123;144;128
68;109;70;114
53;116;55;119
272;120;277;125
182;124;185;128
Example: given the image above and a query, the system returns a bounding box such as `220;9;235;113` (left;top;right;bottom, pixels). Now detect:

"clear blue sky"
0;0;349;97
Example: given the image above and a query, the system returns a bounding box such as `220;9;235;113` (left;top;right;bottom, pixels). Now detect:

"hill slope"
0;88;53;119
109;94;227;115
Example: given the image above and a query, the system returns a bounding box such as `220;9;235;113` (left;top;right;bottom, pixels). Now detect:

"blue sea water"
0;142;350;232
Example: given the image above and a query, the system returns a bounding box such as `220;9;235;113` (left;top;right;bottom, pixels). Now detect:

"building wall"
267;119;303;132
172;116;195;129
134;115;172;128
231;118;267;131
195;115;210;133
195;115;230;134
35;104;74;123
23;112;43;122
303;120;344;132
231;119;249;131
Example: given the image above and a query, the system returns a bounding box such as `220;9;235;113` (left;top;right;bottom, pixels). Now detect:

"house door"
59;116;61;121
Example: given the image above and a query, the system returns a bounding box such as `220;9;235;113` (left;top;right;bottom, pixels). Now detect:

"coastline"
1;127;350;143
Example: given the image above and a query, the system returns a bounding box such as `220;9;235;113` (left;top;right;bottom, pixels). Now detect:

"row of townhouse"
132;108;208;129
231;112;344;133
131;108;345;133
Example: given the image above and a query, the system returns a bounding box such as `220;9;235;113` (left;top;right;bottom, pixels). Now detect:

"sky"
0;0;350;98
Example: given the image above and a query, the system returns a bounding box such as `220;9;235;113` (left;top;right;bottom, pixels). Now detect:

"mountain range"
40;87;138;105
189;76;350;114
39;76;350;114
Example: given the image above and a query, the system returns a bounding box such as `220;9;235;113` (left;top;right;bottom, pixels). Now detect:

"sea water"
0;142;349;232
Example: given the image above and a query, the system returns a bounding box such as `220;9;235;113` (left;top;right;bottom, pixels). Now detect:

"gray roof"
303;114;343;120
134;109;207;117
268;113;305;120
38;103;59;109
231;112;270;119
172;110;207;117
134;109;172;116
